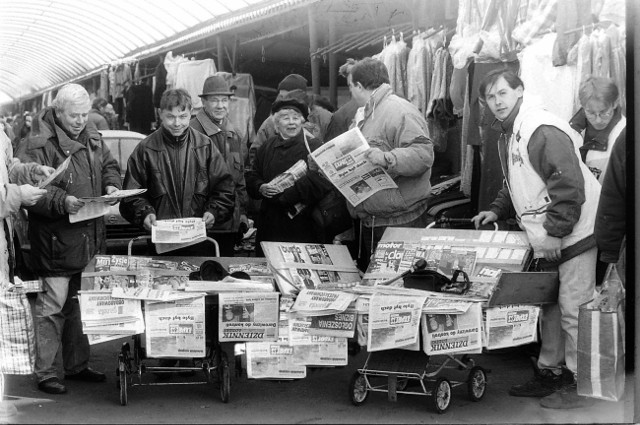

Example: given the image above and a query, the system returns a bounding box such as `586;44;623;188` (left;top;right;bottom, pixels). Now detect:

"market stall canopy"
0;0;315;105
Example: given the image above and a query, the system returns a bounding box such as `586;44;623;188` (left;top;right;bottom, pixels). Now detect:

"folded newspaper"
367;293;427;352
309;127;397;207
151;218;207;254
268;159;307;218
289;289;357;317
185;276;276;293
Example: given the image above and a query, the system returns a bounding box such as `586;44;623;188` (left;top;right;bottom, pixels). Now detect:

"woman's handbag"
0;282;36;374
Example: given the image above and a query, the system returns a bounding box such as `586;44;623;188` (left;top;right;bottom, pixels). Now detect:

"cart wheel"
429;378;451;414
218;351;231;403
118;357;128;406
467;366;487;401
349;372;368;406
396;378;409;391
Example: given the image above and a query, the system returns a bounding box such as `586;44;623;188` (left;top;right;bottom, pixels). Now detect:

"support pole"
216;36;224;72
308;5;321;95
329;14;338;108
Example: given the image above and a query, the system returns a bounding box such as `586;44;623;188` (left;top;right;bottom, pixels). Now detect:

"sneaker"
509;368;563;397
540;383;593;409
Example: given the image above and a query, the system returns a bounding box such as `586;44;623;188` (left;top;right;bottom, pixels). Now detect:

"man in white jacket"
472;69;600;409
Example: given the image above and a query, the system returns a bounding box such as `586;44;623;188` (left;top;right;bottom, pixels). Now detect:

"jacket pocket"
194;166;209;195
148;171;167;199
360;188;408;217
51;229;91;270
519;212;548;258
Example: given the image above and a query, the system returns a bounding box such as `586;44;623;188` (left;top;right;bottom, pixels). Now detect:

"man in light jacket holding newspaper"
346;57;434;266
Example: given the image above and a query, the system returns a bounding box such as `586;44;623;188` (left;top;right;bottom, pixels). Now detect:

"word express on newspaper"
310;127;397;207
218;292;279;342
422;302;483;356
484;304;539;350
367;293;427;352
144;296;206;358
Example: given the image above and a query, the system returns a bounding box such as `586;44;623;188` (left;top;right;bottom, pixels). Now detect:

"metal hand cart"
349;349;487;413
348;218;495;413
116;236;231;406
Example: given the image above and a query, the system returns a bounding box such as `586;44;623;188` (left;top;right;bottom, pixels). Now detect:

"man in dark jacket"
190;76;248;256
19;84;122;395
119;88;234;255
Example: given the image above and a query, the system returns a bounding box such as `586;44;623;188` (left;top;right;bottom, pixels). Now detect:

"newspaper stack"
261;242;361;296
185;276;276;293
78;291;145;340
289;289;358;317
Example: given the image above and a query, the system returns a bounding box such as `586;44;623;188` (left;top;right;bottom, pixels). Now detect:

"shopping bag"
577;265;625;401
0;284;36;374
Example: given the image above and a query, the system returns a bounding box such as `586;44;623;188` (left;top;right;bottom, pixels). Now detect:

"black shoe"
65;368;106;382
38;377;67;394
509;368;563;397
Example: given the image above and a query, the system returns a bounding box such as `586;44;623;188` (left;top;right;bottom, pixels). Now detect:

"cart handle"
127;235;220;257
426;217;499;231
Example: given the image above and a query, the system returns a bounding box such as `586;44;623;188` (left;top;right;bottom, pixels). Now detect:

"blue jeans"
537;247;597;374
35;274;90;382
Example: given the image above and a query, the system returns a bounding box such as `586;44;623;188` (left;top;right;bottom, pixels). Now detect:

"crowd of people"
0;55;628;411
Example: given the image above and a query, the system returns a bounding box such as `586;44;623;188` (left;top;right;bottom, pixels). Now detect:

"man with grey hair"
19;83;122;394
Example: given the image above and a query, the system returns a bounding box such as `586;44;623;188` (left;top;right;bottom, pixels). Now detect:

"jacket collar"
147;127;208;152
362;83;393;120
491;97;523;135
570;107;623;151
194;109;224;136
28;107;101;155
273;131;304;149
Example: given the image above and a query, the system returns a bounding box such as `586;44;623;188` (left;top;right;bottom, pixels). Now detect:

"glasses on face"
584;107;614;120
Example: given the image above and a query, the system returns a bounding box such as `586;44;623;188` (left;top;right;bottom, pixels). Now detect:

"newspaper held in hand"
152;217;207;253
267;159;308;219
80;188;147;202
37;155;70;188
309;127;397;207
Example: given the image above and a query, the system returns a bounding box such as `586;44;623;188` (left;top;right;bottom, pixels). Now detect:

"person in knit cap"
248;74;332;168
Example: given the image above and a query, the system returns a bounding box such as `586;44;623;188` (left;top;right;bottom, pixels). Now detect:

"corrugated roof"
0;0;315;105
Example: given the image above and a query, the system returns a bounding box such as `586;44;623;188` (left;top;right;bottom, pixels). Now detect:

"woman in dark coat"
245;91;331;257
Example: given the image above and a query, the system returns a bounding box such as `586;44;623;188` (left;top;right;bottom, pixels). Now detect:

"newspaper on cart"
289;289;357;317
367;293;427;352
286;317;347;365
78;291;144;335
262;242;361;295
246;320;306;379
288;312;356;340
218;292;279;342
144;295;206;358
309;127;397;207
484;304;540;350
422;302;483;355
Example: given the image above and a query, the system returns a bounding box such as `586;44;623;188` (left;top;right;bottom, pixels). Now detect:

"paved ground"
1;339;634;424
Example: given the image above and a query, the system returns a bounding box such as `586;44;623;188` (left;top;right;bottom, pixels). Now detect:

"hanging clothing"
174;59;217;111
125;83;155;135
213;72;257;155
98;69;109;101
590;28;611;79
518;33;578;121
375;36;410;99
552;0;591;66
153;61;167;109
567;33;592;114
163;51;189;89
113;63;132;99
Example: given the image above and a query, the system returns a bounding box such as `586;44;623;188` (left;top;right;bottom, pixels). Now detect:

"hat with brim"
271;90;309;120
199;75;234;97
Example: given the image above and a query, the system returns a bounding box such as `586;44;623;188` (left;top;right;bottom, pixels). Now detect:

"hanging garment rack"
311;22;413;57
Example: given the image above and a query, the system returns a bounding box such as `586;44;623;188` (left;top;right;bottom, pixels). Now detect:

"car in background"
13;129;147;278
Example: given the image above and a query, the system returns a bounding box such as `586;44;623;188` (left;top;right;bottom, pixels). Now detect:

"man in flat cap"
190;75;249;256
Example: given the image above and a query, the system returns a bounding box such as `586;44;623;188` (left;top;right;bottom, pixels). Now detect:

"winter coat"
0;132;41;284
490;98;600;257
594;128;626;263
119;127;235;229
245;131;331;256
349;83;434;227
190;111;247;232
19;108;122;276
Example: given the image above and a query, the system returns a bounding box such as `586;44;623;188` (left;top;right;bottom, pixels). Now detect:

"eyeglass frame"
584;105;615;120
